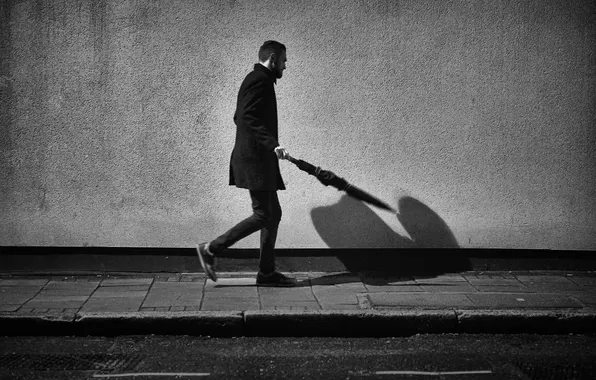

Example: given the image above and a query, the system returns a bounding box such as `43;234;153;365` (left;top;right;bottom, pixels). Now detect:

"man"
196;40;297;287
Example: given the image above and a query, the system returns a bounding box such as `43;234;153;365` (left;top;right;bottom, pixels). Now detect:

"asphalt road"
1;334;595;379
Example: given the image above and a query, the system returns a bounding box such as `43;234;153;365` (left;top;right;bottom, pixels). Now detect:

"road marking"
93;373;210;378
376;370;492;376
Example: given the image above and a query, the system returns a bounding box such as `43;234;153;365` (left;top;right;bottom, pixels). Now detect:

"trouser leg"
258;191;281;274
209;190;281;272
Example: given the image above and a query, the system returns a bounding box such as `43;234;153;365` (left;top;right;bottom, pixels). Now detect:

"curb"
243;310;457;337
0;313;76;336
455;309;596;334
75;311;244;336
1;309;595;337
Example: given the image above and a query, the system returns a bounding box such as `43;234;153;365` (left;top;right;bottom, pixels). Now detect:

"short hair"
258;40;286;62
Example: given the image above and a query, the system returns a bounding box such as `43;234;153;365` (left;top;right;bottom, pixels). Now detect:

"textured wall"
1;0;595;250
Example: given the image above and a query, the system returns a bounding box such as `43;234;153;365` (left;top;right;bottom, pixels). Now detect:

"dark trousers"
210;190;281;274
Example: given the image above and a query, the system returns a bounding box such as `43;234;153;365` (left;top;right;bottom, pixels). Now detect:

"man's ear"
269;53;276;66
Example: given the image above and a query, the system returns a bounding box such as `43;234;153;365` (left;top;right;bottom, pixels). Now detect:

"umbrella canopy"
287;156;396;213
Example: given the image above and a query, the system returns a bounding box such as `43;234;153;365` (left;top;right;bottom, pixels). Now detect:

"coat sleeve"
240;79;279;152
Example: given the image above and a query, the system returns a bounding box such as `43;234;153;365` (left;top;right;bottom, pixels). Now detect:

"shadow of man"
308;194;469;285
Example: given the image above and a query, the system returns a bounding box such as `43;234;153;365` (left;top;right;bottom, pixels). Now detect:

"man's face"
274;51;287;79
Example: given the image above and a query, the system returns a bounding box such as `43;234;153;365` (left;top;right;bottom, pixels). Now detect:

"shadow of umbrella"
309;194;470;284
396;195;469;275
311;195;412;249
397;196;459;248
310;195;418;280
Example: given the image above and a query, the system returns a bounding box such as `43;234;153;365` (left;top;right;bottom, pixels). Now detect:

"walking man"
197;41;297;287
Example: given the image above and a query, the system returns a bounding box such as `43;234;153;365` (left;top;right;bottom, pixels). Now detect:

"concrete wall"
1;0;595;250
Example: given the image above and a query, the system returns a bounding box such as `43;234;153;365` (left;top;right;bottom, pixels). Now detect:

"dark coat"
229;64;285;191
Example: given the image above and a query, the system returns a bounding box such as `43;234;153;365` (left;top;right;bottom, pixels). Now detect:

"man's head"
258;40;287;79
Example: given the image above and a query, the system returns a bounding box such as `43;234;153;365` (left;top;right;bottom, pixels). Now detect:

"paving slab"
312;286;360;305
178;275;204;281
258;286;316;302
361;275;416;284
515;275;578;285
205;278;255;287
203;288;259;299
0;305;21;312
99;278;154;286
204;278;258;298
80;296;145;312
473;285;534;293
308;274;366;287
94;285;151;292
364;284;425;292
419;284;478;293
0;279;49;286
463;273;516;280
414;274;467;283
526;283;583;292
568;277;596;287
369;293;475;308
331;282;368;292
201;297;260;311
90;288;148;298
305;274;358;286
465;293;584;308
258;286;321;310
261;301;321;311
566;291;596;306
15;308;35;313
464;278;523;286
318;303;361;310
0;287;42;304
517;275;582;292
311;285;363;310
23;295;89;309
44;281;99;291
142;282;203;308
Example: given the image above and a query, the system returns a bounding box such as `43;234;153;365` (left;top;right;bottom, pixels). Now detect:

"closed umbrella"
287;155;396;213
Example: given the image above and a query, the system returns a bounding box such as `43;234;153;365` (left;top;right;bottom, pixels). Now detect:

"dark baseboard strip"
1;246;594;258
1;246;595;274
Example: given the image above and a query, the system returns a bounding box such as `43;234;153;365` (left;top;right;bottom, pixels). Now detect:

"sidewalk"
1;271;595;336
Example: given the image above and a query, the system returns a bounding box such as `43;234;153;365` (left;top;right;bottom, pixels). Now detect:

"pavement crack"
308;279;323;310
256;282;262;310
138;278;156;312
197;278;207;311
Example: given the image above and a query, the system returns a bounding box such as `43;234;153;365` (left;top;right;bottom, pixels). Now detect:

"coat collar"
254;63;277;84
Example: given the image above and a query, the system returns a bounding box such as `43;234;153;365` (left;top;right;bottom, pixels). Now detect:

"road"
1;334;595;379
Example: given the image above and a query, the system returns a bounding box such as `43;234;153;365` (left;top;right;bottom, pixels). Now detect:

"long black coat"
229;64;285;191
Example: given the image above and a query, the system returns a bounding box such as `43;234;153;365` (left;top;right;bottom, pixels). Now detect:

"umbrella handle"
286;155;322;176
287;155;319;171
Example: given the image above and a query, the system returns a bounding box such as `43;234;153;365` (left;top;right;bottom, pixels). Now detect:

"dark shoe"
196;243;217;282
256;270;297;287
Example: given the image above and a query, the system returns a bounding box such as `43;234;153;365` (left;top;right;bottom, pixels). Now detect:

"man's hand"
274;146;289;160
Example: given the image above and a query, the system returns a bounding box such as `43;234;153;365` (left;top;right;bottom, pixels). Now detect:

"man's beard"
273;62;283;78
